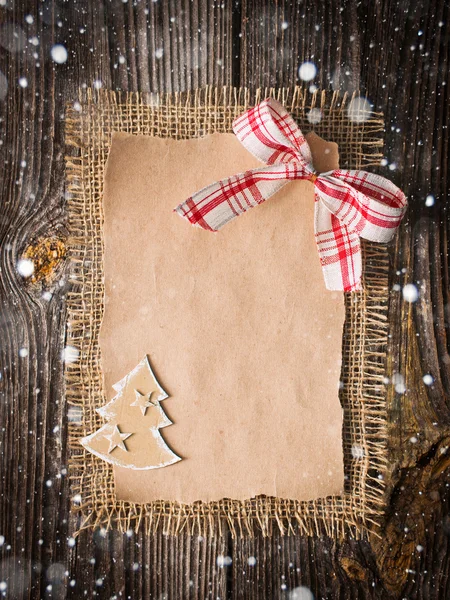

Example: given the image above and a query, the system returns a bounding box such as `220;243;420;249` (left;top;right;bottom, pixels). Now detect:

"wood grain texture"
0;0;448;598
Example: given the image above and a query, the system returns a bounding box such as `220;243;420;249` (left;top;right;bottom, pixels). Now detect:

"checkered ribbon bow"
174;98;407;291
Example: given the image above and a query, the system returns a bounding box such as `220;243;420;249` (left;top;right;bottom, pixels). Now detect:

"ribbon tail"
174;164;301;232
314;199;363;291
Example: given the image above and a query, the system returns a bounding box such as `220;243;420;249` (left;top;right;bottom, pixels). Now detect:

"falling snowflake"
298;62;316;82
347;96;372;122
402;283;419;303
307;108;322;124
17;258;34;277
216;555;232;567
0;24;27;53
289;586;314;600
351;445;365;459
51;44;68;64
61;346;79;364
392;372;406;394
67;406;83;424
0;70;8;101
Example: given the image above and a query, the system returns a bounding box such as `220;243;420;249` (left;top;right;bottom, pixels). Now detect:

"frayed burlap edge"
65;86;389;540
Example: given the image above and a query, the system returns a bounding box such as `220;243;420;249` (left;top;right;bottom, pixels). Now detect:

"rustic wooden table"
0;1;449;598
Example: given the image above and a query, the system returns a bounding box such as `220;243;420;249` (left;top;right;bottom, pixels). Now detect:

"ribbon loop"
232;98;313;168
174;99;407;292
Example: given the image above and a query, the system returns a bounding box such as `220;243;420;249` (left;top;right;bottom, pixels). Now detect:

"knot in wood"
21;237;66;284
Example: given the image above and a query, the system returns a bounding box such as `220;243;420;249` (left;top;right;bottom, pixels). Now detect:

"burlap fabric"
65;87;389;538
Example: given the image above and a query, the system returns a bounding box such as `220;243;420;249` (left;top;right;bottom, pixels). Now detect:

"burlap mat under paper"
65;86;390;539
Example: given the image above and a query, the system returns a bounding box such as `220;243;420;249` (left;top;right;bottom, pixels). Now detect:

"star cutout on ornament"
131;389;155;416
105;425;133;453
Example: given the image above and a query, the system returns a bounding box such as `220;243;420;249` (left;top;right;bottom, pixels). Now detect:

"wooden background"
0;0;449;598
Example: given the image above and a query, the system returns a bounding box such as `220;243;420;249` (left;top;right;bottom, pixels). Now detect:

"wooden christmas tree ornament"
81;356;181;470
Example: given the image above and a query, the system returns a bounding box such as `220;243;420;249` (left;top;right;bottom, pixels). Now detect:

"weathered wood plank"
236;0;450;597
0;1;233;598
0;0;449;598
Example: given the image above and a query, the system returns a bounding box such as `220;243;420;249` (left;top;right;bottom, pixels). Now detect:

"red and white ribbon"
174;98;407;291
